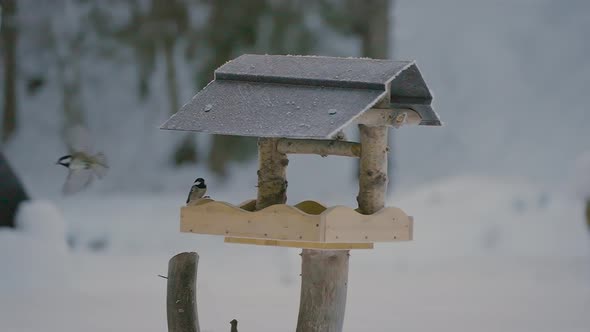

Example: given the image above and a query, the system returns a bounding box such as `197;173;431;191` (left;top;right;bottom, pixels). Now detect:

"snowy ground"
2;176;589;332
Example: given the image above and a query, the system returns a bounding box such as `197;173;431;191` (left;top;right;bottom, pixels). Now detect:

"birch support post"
277;139;361;158
357;125;388;213
258;128;389;331
167;252;200;332
296;249;349;332
257;138;288;210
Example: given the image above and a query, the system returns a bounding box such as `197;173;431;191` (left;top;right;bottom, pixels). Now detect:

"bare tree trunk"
164;41;179;116
1;0;18;142
167;252;200;332
53;1;86;136
359;0;390;60
58;53;85;132
166;41;198;166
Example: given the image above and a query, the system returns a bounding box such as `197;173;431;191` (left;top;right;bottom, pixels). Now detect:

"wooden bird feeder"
161;54;440;250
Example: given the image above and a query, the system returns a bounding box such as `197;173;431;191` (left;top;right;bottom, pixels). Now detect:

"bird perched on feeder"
186;178;207;205
56;125;109;195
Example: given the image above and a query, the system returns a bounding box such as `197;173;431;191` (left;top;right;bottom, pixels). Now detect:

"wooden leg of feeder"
296;126;389;332
256;138;288;210
357;125;388;214
167;252;200;332
296;249;349;332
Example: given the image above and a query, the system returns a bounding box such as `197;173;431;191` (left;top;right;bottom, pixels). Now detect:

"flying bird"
186;178;207;205
56;125;109;195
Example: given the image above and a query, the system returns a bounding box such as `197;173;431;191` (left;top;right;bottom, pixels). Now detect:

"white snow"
1;201;69;290
1;176;589;332
16;200;67;242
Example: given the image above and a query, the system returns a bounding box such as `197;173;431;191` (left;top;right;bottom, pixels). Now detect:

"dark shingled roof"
161;54;440;138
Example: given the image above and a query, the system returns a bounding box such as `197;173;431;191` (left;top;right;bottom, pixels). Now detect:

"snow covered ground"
1;176;589;332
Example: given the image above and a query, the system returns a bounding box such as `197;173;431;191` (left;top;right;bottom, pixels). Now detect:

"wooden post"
295;125;388;332
357;125;388;214
256;138;288;210
167;252;200;332
277;138;361;158
296;249;349;332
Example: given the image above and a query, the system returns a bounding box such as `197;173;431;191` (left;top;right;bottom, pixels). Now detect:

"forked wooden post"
167;252;200;332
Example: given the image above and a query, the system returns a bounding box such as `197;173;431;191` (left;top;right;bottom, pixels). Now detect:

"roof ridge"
215;71;386;91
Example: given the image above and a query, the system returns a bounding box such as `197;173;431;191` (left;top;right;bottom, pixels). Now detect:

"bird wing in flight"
90;152;109;178
62;168;94;195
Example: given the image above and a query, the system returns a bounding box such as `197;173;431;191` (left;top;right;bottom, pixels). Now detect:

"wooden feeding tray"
180;199;413;249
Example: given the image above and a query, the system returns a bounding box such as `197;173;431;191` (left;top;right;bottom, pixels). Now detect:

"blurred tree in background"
89;0;318;176
585;200;589;233
0;0;394;182
0;0;17;142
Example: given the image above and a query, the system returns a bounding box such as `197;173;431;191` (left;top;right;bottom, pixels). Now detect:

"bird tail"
91;152;109;178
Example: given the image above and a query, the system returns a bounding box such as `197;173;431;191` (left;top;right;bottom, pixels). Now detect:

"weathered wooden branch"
277;138;361;158
296;249;349;332
167;252;200;332
356;108;421;127
256;138;288;210
357;125;388;214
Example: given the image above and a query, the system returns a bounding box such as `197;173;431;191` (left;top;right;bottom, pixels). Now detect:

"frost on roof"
215;54;413;90
161;80;385;139
160;54;440;137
